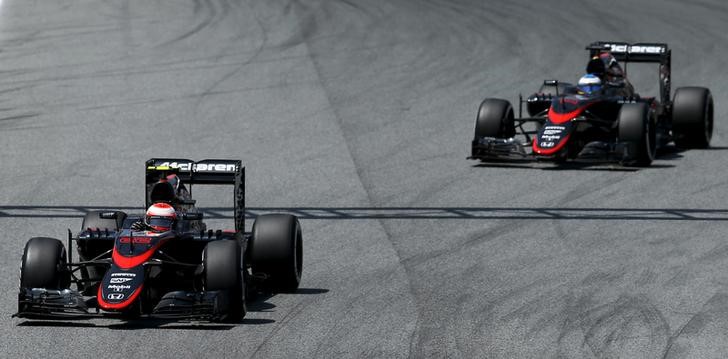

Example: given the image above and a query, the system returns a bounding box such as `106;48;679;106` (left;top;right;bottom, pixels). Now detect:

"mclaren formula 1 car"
14;159;302;322
469;41;714;166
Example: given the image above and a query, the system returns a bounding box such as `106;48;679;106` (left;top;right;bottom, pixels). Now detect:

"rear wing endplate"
145;158;245;232
587;41;671;104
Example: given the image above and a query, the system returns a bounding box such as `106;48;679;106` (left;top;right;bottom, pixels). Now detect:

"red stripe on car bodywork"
111;245;161;269
547;106;585;124
111;236;169;269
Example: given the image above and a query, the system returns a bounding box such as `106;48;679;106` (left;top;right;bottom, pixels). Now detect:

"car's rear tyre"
203;240;245;322
250;214;302;293
20;237;70;289
474;98;515;139
672;87;713;148
618;102;655;167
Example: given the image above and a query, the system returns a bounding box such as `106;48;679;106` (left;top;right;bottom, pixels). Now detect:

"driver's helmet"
578;74;602;94
145;203;177;231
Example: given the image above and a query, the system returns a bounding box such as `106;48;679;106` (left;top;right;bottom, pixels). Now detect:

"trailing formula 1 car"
469;41;714;166
14;159;302;322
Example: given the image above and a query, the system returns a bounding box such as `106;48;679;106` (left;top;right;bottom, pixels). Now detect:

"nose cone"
532;122;573;155
97;265;145;311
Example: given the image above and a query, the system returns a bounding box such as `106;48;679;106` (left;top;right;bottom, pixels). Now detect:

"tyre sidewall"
250;214;302;292
203;240;245;321
474;98;515;138
618;102;654;166
20;237;68;289
673;87;712;148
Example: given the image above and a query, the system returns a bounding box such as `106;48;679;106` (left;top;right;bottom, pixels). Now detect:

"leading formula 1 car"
469;41;714;166
14;159;302;322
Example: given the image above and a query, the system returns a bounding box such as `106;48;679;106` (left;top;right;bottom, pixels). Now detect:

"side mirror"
543;80;560;97
182;212;203;220
99;212;118;219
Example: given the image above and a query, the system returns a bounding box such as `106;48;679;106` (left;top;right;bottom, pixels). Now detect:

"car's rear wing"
587;41;669;63
145;158;245;232
586;41;671;103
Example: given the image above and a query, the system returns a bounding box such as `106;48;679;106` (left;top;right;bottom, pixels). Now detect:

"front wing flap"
470;136;531;160
152;291;230;321
15;288;233;321
14;288;95;319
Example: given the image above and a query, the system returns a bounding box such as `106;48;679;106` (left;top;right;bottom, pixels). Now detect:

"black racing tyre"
203;240;245;321
474;98;515;138
618;102;655;167
250;214;302;293
81;210;126;231
672;87;713;148
20;237;70;289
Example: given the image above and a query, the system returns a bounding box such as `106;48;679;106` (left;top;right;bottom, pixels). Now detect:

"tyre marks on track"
6;205;728;221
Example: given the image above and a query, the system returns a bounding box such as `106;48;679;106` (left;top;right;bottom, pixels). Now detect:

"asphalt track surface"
1;0;728;358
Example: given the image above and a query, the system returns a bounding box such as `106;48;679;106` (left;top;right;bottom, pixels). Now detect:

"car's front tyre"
20;237;70;290
203;239;245;322
618;102;655;167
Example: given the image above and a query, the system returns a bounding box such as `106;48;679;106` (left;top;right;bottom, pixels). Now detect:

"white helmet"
578;74;602;94
145;203;177;231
